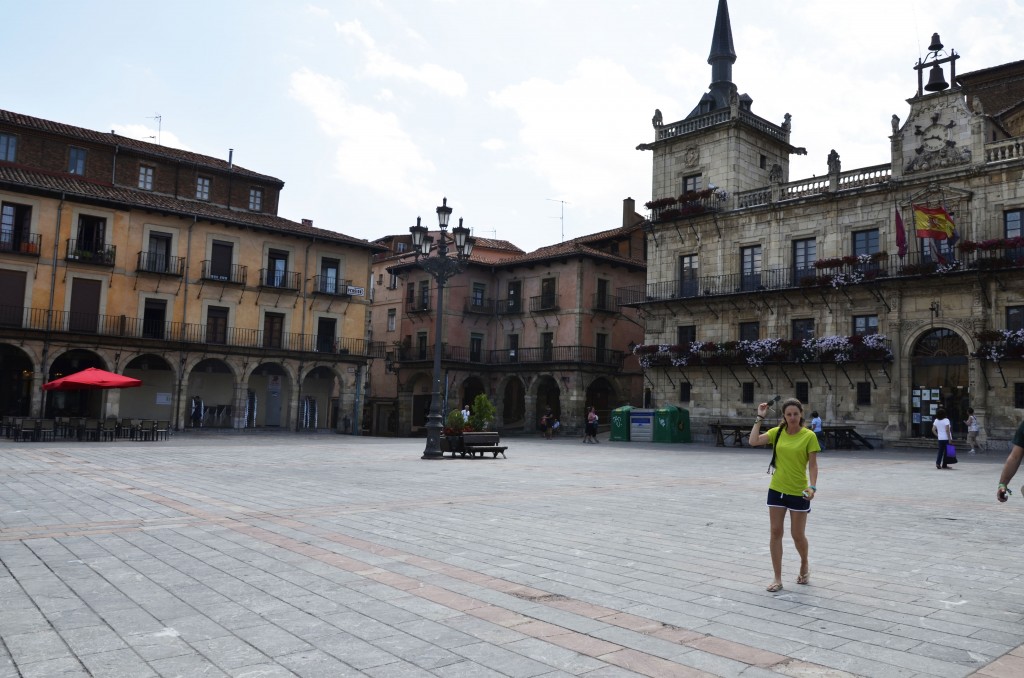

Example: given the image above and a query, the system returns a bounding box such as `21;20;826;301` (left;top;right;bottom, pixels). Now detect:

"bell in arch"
924;63;949;92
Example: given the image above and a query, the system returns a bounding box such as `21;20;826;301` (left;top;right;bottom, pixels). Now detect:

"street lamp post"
410;198;474;459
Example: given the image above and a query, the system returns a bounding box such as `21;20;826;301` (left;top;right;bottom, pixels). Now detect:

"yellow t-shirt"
767;426;821;495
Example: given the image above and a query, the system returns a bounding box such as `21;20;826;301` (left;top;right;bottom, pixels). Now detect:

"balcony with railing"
0;232;42;257
201;261;247;285
496;298;523;315
592;293;618;313
529;294;559;313
634;336;893;369
66;239;115;266
618;249;1024;305
310;276;351;297
406;298;431;314
136;252;186;276
395;343;623;367
465;298;495;315
0;304;385;357
259;268;301;291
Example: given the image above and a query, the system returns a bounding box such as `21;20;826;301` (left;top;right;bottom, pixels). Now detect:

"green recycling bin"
653;405;691;443
610;405;634;441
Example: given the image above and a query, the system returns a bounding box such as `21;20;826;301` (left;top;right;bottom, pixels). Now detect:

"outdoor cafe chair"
154;420;170;441
39;419;56;442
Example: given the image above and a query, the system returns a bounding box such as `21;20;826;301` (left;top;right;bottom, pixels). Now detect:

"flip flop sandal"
796;572;810;585
766;582;784;592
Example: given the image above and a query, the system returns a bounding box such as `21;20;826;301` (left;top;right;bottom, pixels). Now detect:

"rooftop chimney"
301;219;313;227
228;149;234;168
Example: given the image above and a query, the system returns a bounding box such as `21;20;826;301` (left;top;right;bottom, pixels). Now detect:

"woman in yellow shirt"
749;398;820;592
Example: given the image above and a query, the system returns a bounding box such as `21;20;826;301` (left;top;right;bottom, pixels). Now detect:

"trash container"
653;405;692;443
629;409;654;442
610;406;634;441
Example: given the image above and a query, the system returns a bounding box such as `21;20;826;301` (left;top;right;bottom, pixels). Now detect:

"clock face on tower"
921;122;947;151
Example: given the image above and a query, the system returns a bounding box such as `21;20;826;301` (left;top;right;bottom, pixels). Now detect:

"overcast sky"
6;1;1021;252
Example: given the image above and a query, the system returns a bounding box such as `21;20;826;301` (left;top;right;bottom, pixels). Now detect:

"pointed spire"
708;0;736;67
706;0;738;111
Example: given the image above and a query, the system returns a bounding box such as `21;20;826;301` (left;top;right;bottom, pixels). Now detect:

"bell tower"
640;0;804;204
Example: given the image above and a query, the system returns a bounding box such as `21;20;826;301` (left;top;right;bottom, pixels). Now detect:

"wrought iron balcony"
66;239;115;266
464;298;495;315
393;343;623;367
0;232;41;257
259;268;301;290
406;298;431;314
201;261;247;285
592;292;618;313
311;275;351;297
0;304;386;358
618;249;1024;305
136;252;185;276
496;298;523;315
529;294;559;313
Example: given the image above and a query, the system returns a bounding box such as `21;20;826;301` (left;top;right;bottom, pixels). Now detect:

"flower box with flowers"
973;329;1024;362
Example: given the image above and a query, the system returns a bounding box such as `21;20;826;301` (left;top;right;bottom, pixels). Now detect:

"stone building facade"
0;109;384;431
366;200;647;437
626;1;1024;446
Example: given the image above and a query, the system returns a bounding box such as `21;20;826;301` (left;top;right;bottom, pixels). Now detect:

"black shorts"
766;489;811;512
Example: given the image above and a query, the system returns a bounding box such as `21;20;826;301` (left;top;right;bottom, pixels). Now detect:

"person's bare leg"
790;510;810;583
768;507;786;590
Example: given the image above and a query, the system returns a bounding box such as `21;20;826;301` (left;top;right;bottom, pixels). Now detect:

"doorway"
910;329;968;438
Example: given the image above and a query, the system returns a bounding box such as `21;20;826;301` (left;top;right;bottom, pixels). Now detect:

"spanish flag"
913;205;955;240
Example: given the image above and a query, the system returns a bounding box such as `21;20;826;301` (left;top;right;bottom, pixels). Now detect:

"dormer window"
68;147;87;175
248;187;263;211
138;165;154;190
0;133;16;162
196;176;211;201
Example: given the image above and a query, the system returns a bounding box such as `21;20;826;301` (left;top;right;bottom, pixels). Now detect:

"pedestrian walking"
965;408;980;453
933;408;953;469
808;410;824;450
583;406;599;443
749;398;820;593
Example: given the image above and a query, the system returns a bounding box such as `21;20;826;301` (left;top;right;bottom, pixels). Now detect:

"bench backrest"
462;431;500;445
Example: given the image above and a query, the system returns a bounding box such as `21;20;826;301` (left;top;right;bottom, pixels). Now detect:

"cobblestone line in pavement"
66;453;829;676
2;436;1024;677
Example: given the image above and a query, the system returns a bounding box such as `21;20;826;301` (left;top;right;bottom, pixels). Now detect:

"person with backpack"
749;398;820;593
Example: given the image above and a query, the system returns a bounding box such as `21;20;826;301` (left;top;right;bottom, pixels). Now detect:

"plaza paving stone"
1;432;1023;677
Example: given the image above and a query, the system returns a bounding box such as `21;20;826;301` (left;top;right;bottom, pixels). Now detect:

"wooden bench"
709;421;749;447
460;431;508;458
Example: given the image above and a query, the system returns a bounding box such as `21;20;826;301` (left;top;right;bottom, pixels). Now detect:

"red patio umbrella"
43;367;142;391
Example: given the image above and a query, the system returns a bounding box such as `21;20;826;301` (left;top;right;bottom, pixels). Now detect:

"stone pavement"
2;433;1024;678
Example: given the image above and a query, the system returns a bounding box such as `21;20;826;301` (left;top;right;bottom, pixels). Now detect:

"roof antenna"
146;113;162;145
547;198;570;242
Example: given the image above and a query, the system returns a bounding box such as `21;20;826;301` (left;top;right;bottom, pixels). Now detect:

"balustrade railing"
496;298;523;315
985;138;1024;163
618;249;1024;305
259;268;301;290
394;343;622;366
0;305;384;357
465;298;495;315
529;294;559;312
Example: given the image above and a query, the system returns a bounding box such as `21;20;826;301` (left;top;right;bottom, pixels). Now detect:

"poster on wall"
930;404;938;415
156;393;171;405
913;397;920;408
931;389;940;400
913;412;921;423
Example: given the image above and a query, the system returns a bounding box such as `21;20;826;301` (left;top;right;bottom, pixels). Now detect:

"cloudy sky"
6;1;1021;252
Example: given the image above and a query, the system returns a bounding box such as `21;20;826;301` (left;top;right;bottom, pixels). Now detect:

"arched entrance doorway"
461;376;485;414
122;354;174;420
502;377;526;428
910;328;968;438
247;363;290;427
187;359;234;428
0;344;34;415
535;376;561;425
45;350;106;417
584;377;617;428
301;366;338;431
